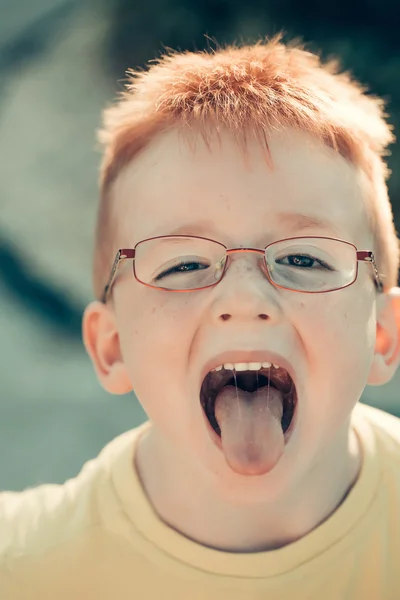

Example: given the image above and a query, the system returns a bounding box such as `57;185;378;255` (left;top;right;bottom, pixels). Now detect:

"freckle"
219;194;231;209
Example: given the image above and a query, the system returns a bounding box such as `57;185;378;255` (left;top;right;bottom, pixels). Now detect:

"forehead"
112;127;371;246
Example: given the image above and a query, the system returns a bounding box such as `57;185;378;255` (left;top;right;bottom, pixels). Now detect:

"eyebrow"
168;213;342;238
274;212;342;236
169;220;221;236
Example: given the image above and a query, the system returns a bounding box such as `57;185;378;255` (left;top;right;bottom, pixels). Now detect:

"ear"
82;301;133;395
368;287;400;386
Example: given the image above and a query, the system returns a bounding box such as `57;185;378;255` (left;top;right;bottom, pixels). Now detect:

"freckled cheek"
120;300;203;408
293;298;374;360
118;296;199;361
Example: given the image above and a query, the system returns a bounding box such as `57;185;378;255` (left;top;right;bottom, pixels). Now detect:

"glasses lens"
135;236;227;290
266;238;357;292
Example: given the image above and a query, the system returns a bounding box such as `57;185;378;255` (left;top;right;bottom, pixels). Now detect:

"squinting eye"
155;261;208;280
287;255;315;268
276;254;333;270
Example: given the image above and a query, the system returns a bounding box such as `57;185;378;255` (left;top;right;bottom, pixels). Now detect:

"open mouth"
200;365;297;437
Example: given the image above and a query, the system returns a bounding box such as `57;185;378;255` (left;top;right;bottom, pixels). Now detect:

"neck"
134;423;361;552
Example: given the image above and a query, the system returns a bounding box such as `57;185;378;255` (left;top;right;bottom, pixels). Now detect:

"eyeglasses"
101;235;383;303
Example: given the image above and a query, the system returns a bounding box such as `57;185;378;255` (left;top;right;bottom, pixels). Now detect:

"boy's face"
89;128;392;498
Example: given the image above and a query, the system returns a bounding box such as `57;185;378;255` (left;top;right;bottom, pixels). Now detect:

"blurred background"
1;0;400;490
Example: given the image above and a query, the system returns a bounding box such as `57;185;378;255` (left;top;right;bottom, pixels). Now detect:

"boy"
1;35;400;599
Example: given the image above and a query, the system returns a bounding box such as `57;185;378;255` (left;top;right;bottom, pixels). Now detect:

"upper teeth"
212;361;280;372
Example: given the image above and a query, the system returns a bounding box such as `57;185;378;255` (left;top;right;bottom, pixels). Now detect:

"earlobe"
368;287;400;386
82;301;133;395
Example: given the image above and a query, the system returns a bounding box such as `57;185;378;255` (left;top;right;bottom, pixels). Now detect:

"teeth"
211;361;280;372
249;362;263;370
232;362;260;371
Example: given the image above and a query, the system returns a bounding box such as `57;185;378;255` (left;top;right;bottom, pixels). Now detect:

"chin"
208;462;295;506
198;435;300;506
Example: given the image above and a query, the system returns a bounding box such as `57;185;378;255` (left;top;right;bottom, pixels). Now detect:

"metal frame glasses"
101;234;384;303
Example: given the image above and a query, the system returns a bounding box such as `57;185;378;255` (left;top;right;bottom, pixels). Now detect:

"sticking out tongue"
214;384;284;476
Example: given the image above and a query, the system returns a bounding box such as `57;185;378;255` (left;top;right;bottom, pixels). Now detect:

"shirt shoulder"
0;429;137;562
356;402;400;467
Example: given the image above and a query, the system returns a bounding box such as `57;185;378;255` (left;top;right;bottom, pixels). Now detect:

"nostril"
220;314;231;321
220;314;268;321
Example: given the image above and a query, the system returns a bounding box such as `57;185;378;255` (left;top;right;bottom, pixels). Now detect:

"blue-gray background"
1;0;399;491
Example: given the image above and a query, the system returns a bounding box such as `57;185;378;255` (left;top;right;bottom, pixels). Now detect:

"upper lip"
199;349;298;390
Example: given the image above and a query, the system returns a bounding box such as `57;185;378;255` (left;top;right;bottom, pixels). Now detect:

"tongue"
214;384;285;476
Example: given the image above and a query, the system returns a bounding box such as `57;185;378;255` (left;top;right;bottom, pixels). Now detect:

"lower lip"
201;389;298;450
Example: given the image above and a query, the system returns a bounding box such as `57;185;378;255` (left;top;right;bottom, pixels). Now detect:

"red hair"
94;36;398;299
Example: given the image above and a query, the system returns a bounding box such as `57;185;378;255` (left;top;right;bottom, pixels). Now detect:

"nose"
210;253;282;324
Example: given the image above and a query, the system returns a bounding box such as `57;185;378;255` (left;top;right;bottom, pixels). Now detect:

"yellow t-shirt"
1;402;400;600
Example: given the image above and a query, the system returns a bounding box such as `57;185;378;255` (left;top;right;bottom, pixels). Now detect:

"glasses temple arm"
101;249;136;303
357;251;384;293
101;251;121;303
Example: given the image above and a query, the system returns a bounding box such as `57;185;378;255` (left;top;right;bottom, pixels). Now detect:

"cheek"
115;291;199;384
295;292;376;377
289;292;377;454
116;292;205;434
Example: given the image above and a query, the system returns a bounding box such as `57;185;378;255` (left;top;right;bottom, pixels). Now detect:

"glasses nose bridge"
223;246;267;274
226;247;265;257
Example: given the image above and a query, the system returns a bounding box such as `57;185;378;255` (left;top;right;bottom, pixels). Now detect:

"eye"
155;260;208;280
276;254;333;270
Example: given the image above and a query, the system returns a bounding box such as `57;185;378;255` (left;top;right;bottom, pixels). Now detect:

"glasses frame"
101;234;384;303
